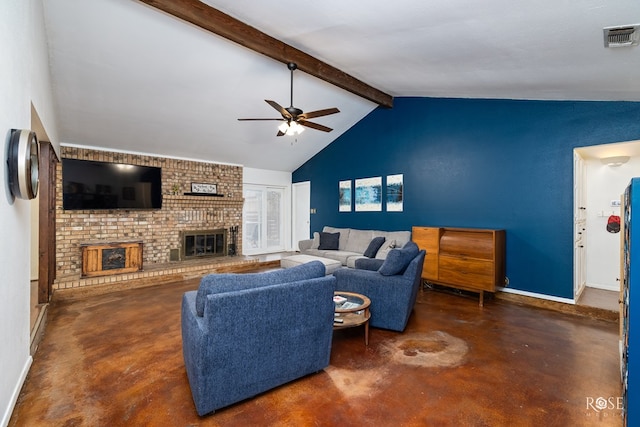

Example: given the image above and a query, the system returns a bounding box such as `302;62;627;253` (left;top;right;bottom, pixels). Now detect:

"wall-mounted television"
62;158;162;210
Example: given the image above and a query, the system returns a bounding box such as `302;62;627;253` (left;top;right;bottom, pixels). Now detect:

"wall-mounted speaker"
7;129;39;200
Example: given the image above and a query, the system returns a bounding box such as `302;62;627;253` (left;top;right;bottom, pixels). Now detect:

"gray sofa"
181;261;335;416
298;226;411;267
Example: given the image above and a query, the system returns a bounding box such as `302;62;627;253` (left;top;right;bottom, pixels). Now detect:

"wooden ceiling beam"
138;0;393;108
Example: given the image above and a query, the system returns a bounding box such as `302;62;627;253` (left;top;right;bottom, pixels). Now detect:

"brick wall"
55;147;243;284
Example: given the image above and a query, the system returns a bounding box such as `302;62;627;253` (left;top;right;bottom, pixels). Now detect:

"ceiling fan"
238;62;340;136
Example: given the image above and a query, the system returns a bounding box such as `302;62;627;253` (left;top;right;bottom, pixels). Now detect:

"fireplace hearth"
180;229;227;260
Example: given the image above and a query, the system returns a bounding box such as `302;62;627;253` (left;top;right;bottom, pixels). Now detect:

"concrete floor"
578;287;620;312
13;277;623;426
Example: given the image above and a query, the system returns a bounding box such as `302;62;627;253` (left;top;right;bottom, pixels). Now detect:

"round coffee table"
333;291;371;345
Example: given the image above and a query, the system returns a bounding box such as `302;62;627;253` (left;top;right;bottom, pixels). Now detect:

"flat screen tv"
62;158;162;210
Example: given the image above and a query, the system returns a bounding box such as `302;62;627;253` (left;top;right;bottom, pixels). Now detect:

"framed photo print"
339;180;352;212
355;177;382;212
190;182;217;194
386;174;403;212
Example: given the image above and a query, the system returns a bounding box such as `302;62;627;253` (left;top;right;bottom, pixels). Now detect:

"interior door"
292;181;311;250
574;150;587;300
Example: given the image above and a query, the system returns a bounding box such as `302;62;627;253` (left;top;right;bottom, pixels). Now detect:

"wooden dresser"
412;226;506;306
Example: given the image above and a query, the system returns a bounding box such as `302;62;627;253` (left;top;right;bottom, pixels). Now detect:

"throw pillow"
311;232;320;249
363;236;386;258
378;241;420;276
375;239;397;260
318;232;340;250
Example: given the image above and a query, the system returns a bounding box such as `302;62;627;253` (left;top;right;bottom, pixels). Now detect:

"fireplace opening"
181;229;227;260
102;248;126;270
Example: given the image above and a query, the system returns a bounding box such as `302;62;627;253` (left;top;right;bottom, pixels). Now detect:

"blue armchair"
181;261;336;416
333;242;426;332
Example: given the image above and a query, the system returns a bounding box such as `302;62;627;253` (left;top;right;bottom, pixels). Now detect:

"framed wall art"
386;174;403;212
339;180;352;212
355;177;382;212
191;182;218;194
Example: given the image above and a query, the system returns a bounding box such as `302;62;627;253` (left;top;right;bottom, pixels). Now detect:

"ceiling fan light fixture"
290;121;304;135
280;121;304;136
238;62;339;136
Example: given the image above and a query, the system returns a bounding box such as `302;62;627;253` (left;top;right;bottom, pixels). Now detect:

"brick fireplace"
54;147;244;291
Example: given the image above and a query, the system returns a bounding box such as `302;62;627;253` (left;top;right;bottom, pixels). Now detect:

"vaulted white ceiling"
42;0;640;172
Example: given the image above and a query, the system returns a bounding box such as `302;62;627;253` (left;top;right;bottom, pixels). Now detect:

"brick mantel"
163;194;244;207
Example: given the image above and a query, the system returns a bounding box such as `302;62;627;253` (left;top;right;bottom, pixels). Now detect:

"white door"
243;185;285;255
574;150;587;300
292;181;311;250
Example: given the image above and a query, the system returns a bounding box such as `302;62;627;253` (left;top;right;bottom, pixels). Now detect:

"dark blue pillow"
378;241;419;276
318;232;340;250
363;236;386;258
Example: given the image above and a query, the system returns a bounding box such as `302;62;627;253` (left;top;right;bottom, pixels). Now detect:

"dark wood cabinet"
412;226;506;306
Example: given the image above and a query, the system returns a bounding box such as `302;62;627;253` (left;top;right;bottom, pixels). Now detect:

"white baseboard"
498;286;576;305
1;355;32;427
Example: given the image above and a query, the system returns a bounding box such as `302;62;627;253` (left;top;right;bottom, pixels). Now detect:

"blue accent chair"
333;242;426;332
181;261;335;416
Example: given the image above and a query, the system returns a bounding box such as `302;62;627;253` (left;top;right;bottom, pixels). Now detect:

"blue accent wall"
292;97;640;299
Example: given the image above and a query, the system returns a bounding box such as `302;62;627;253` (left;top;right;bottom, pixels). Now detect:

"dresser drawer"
440;230;494;260
438;255;495;291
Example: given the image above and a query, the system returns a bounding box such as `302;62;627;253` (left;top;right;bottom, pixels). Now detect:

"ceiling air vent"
603;25;640;48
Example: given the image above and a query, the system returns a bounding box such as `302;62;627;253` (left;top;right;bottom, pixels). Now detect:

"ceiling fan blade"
299;107;340;120
298;120;333;133
237;118;286;121
265;100;292;119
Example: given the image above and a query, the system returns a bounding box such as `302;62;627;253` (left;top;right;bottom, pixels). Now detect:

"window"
243;185;285;254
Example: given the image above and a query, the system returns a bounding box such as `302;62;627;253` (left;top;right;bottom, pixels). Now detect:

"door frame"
573;149;586;301
38;141;57;303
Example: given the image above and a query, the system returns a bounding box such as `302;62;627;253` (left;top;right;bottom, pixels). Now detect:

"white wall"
585;157;640;291
243;167;293;252
0;1;58;425
32;1;60;156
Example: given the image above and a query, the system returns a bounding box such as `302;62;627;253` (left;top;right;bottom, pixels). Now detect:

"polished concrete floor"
577;287;620;312
13;278;623;426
